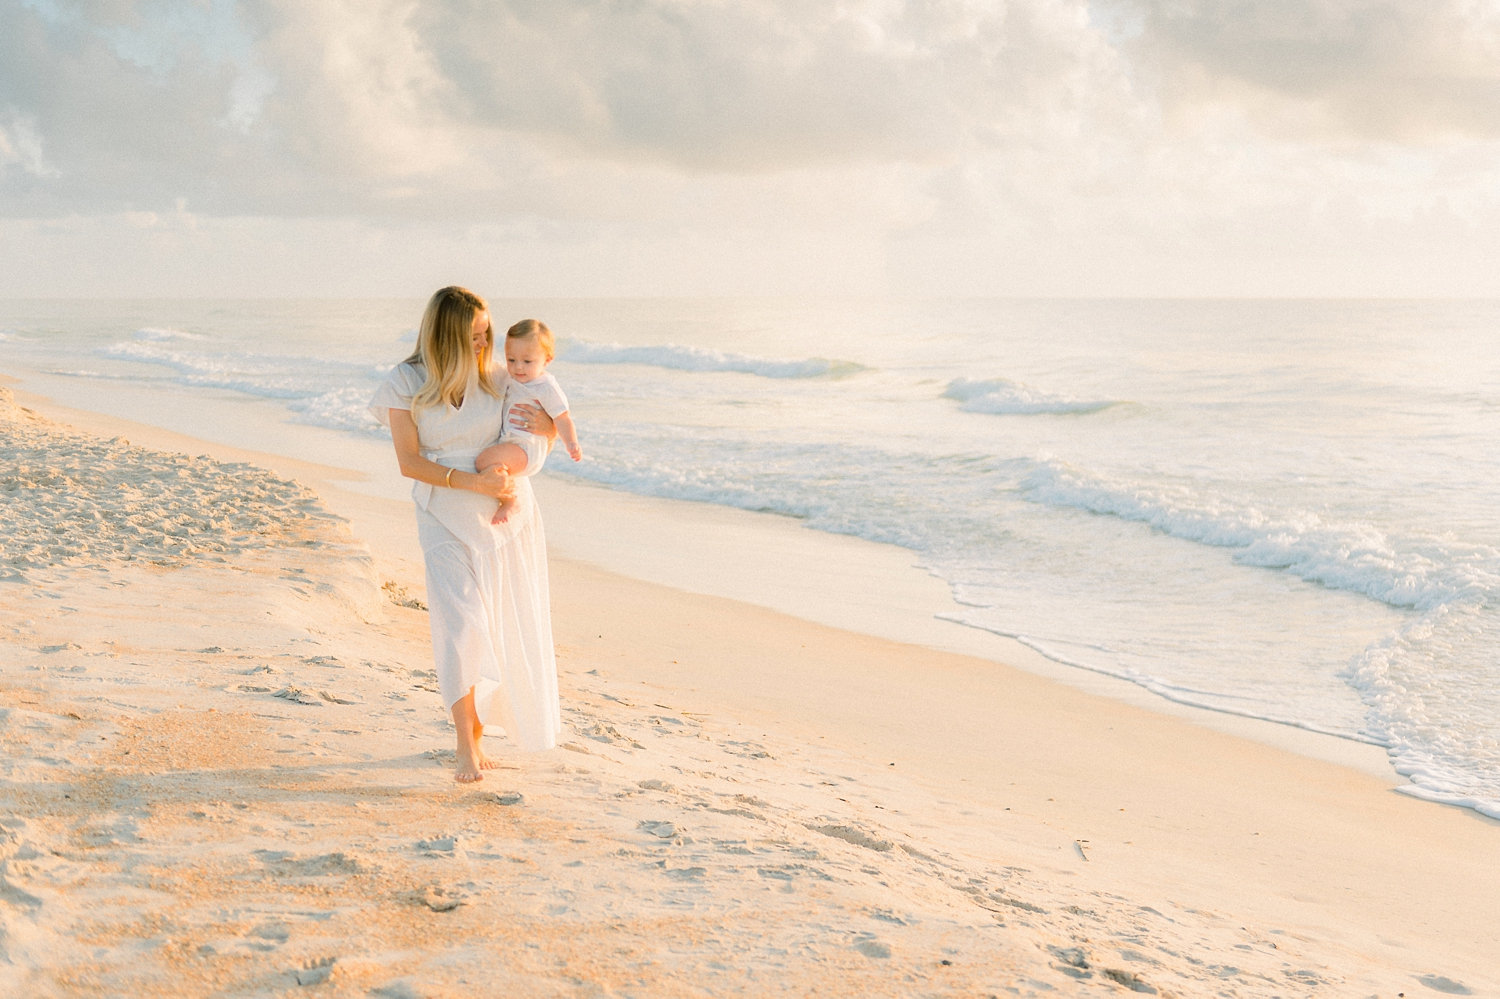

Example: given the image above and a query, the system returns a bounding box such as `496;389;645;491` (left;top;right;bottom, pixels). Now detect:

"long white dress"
369;362;561;752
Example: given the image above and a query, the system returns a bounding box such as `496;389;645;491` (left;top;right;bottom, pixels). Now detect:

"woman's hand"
389;408;515;502
510;402;557;441
470;464;515;501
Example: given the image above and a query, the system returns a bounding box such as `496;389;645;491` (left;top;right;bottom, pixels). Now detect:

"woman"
369;286;562;782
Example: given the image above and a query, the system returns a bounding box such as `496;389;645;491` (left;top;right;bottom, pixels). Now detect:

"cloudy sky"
2;0;1497;297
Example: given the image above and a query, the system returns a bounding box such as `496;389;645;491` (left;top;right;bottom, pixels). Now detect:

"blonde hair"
506;318;555;361
403;286;500;413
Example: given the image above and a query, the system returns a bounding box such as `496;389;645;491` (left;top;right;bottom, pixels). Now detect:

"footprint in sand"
272;686;321;706
255;849;369;879
868;907;910;926
647;714;698;735
703;792;766;821
77;814;143;848
722;739;774;759
1100;968;1160;994
757;863;834;885
371;982;424;999
1050;945;1092;980
249;919;291;949
662;865;707;881
415;835;470;860
581;721;645;750
0;868;44;910
419;885;466;912
1415;975;1473;996
271;686;358;706
293;956;337;985
810;823;893;853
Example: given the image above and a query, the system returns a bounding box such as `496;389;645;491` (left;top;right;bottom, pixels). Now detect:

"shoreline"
6;370;1398;782
3;379;1500;995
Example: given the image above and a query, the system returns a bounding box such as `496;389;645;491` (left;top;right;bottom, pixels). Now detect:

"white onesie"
499;372;569;473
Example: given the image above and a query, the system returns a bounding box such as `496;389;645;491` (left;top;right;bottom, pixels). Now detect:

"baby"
477;318;582;523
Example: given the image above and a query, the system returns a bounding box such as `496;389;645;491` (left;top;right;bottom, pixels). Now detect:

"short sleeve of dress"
368;362;424;428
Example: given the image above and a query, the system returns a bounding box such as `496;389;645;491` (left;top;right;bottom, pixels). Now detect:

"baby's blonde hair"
506;318;555;362
404;286;500;412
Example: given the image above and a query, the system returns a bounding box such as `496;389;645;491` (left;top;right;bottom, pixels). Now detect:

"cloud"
409;0;1125;171
0;1;261;214
0;0;1130;219
0;111;58;177
2;0;1498;297
1116;0;1500;142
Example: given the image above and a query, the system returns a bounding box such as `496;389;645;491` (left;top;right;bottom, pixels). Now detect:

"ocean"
3;297;1497;818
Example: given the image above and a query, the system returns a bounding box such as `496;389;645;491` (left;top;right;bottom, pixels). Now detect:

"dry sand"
2;383;1497;998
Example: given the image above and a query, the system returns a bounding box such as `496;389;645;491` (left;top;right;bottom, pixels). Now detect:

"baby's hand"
566;442;583;462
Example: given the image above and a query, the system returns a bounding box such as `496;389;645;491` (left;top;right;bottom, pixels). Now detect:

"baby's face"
505;338;548;383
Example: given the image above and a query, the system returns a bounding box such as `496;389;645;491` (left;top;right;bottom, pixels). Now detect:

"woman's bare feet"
471;718;501;770
451;689;485;783
454;747;484;783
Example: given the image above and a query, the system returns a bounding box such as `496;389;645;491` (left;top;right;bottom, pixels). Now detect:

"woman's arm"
388;408;514;499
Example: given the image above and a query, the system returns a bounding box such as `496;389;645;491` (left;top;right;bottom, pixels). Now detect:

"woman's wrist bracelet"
445;467;455;488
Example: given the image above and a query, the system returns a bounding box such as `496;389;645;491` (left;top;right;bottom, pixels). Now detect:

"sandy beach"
2;381;1497;999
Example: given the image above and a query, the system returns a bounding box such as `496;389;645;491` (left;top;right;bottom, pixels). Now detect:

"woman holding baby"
369;286;570;782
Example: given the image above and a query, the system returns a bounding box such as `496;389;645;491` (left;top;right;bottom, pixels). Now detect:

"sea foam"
1020;458;1499;613
1345;602;1500;819
100;342;309;397
288;386;389;434
560;339;864;379
944;377;1116;415
133;327;205;342
96;341;376;406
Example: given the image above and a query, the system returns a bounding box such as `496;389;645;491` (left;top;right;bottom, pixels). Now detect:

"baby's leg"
476;441;530;477
475;442;530;524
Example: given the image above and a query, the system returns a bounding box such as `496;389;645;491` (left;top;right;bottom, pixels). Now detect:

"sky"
1;0;1498;298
